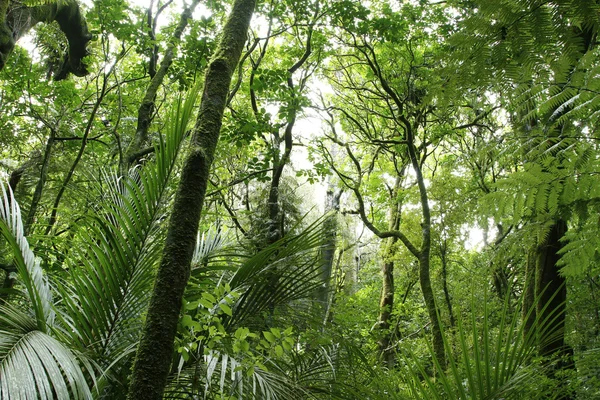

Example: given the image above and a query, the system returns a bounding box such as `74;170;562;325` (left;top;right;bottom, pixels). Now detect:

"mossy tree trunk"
405;120;445;368
127;0;256;398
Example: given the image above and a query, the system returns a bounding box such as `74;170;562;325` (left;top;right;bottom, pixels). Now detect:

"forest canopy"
0;0;599;399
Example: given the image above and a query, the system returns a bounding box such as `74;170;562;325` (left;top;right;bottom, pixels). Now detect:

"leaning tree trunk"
127;0;255;398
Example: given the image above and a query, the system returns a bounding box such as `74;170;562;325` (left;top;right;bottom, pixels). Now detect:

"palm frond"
192;228;232;268
403;288;562;400
0;304;93;400
167;350;308;400
0;183;53;330
56;84;199;370
169;219;330;398
228;218;328;327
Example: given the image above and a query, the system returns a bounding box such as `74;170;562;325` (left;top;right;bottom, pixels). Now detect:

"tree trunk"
536;221;573;370
126;0;202;169
317;185;341;326
265;19;314;244
406;123;445;368
377;247;396;367
127;0;255;398
1;0;92;78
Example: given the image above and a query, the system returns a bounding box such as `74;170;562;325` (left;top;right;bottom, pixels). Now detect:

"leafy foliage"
1;0;599;398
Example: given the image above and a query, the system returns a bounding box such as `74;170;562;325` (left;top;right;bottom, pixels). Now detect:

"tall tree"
127;0;256;398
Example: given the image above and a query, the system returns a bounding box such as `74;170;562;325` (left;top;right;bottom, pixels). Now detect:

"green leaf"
274;345;284;357
200;299;214;309
202;292;217;303
263;331;276;344
219;303;233;316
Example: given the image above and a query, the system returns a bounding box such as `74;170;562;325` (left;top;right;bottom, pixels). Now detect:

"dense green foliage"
0;0;599;398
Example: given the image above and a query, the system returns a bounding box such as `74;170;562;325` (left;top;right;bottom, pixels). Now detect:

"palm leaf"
0;183;53;330
228;218;328;327
169;219;329;398
192;228;233;269
167;350;308;400
403;287;562;400
0;304;93;399
55;84;199;377
0;184;95;398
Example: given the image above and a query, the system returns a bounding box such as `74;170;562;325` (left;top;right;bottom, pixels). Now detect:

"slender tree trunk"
440;240;455;328
127;0;255;398
318;184;341;326
126;0;201;169
45;69;113;235
536;221;573;374
265;19;315;244
406;123;445;368
377;243;396;367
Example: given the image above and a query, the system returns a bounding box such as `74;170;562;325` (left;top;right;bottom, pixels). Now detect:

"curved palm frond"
0;183;95;398
54;84;199;379
0;183;53;330
228;218;328;327
0;305;93;399
403;289;563;400
192;228;233;269
166;350;308;400
168;219;330;398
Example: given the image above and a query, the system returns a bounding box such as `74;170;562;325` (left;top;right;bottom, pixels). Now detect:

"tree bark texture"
127;0;255;398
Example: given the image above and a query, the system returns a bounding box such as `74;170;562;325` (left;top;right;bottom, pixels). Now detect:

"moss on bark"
126;0;256;399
